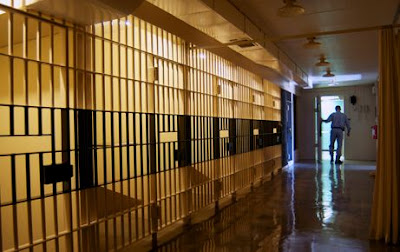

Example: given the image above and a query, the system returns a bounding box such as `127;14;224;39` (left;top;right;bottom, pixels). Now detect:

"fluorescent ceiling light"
321;96;340;100
310;74;362;83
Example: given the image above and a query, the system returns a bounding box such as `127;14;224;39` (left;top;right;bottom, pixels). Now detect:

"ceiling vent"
238;41;257;48
229;39;257;48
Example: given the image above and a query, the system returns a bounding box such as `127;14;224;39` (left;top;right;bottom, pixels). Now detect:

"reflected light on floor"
156;161;397;252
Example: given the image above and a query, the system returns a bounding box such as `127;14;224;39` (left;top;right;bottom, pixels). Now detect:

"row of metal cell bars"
0;4;282;252
0;106;282;251
0;105;282;203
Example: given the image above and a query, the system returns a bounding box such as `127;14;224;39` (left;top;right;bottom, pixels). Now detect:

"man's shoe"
335;160;343;164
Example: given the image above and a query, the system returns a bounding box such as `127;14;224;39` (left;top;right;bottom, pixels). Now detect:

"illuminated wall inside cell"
0;4;282;252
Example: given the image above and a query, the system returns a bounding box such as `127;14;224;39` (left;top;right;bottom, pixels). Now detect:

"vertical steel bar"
109;19;118;252
37;16;43;136
9;12;15;136
117;19;125;248
88;22;101;251
173;139;177;220
146;114;151;236
131;18;139;241
24;16;29;135
25;154;33;252
149;112;158;247
72;25;82;252
168;119;173;222
63;26;73;252
24;16;34;243
163;139;167;224
133;112;139;240
139;113;144;237
125;16;132;244
39;153;47;252
100;22;109;251
92;24;98;188
51;107;60;252
137;18;145;238
49;21;61;252
11;155;19;250
157;114;163;226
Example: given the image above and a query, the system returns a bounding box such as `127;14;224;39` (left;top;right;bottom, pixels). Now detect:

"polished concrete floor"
157;161;400;252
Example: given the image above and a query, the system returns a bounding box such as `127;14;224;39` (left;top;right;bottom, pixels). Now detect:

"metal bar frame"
0;7;283;252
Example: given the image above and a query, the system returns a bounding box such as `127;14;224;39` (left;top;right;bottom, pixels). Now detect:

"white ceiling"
227;0;399;87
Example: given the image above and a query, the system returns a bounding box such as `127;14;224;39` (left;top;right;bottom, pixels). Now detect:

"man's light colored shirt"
326;111;351;132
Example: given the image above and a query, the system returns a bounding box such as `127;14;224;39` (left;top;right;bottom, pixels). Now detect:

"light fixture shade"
303;37;321;48
323;73;335;77
316;61;330;67
278;0;305;17
323;69;335;77
316;57;330;67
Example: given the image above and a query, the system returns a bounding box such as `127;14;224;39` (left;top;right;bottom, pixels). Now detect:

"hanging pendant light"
323;68;335;77
316;56;330;67
303;37;321;49
278;0;305;17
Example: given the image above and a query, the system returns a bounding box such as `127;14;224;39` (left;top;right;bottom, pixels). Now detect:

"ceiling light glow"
310;74;362;83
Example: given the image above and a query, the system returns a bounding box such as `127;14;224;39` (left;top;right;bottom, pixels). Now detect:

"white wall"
297;84;377;161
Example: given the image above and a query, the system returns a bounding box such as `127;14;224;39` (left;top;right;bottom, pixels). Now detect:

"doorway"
317;96;345;161
282;90;294;166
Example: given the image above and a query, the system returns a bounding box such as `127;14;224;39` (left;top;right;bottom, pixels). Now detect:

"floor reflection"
157;161;400;252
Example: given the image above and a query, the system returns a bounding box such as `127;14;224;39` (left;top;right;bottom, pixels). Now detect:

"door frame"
316;95;346;161
315;96;322;162
287;93;294;166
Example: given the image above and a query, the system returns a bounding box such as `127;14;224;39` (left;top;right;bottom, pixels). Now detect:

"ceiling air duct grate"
229;39;257;48
238;41;257;48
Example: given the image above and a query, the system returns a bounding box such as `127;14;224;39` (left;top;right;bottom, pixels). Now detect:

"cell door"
286;100;293;162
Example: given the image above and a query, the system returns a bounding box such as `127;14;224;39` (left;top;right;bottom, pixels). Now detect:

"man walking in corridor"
322;105;351;164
